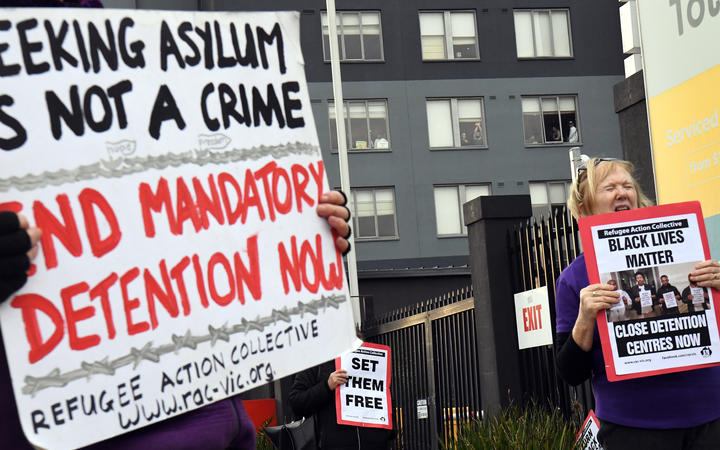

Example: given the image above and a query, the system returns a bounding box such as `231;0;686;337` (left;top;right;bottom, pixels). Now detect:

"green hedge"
444;403;582;450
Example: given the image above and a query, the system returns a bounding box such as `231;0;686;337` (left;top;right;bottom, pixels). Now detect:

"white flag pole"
326;0;361;328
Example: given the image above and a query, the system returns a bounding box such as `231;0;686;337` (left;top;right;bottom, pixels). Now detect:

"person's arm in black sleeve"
0;212;41;303
555;331;594;386
288;366;333;417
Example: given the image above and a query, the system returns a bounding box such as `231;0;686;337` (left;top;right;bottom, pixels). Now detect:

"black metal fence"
359;207;593;448
362;287;479;450
508;208;594;421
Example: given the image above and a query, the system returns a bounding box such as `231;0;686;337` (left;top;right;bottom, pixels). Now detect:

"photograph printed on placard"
602;260;711;323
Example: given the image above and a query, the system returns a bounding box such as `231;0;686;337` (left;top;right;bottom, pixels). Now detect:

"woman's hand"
690;260;720;290
327;369;348;391
316;190;352;254
578;284;620;323
573;283;619;351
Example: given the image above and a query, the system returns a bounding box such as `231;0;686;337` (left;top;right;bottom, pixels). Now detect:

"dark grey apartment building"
107;0;626;315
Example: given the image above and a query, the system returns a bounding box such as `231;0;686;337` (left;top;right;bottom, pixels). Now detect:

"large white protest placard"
335;342;392;429
0;8;359;448
580;202;720;381
513;286;553;350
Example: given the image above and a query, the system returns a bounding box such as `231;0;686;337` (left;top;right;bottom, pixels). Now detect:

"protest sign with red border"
580;201;720;381
334;342;392;429
575;410;601;450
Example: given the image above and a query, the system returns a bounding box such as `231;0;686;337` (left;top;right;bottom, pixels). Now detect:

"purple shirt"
556;254;720;428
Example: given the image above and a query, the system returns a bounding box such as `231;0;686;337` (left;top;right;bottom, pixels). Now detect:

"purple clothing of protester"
555;254;720;428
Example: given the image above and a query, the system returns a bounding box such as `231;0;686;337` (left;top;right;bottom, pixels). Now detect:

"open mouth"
614;206;630;212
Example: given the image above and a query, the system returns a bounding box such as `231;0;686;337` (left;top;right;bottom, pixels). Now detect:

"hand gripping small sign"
0;8;359;449
335;342;392;429
580;201;720;381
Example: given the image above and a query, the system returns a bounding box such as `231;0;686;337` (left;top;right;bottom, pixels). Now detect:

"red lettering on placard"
192;254;210;308
144;260;179;329
308;161;324;200
290;164;314;212
272;166;292;215
170;256;192;315
89;272;119;340
120;267;149;335
61;281;99;351
243;168;265;222
11;294;64;363
207;252;235;306
278;237;301;294
193;175;225;229
33;194;83;269
78;188;121;258
233;234;261;304
0;201;22;213
254;161;277;221
175;177;202;234
139;177;176;237
138;162;325;236
278;232;343;294
218;172;243;225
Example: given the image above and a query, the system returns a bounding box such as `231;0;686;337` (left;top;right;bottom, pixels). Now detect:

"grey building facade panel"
312;74;624;262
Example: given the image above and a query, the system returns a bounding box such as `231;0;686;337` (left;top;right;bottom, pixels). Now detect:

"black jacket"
628;283;656;315
289;361;393;449
656;284;681;314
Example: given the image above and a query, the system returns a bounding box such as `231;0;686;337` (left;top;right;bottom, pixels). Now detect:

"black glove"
334;190;352;256
0;212;31;303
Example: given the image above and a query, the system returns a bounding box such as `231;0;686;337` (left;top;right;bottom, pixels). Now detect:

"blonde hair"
567;158;652;219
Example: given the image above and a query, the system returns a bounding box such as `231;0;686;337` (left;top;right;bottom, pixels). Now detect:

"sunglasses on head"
576;157;619;177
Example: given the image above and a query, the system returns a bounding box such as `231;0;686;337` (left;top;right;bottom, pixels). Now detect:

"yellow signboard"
638;0;720;257
648;65;720;214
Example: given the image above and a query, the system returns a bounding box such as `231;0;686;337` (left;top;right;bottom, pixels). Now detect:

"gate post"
464;195;532;418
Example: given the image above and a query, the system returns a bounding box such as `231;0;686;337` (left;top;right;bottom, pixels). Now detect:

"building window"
321;11;383;62
349;188;397;239
433;184;491;236
329;100;390;150
426;98;487;149
513;9;572;58
521;95;579;145
419;11;479;60
529;181;571;217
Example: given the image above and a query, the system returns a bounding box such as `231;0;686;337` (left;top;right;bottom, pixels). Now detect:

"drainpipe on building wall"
326;0;361;328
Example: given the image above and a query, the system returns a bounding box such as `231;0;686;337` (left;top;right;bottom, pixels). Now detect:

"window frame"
321;11;385;63
433;183;492;237
513;8;574;59
348;187;399;241
328;99;391;152
426;97;488;150
521;94;580;146
419;10;480;61
529;180;572;218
